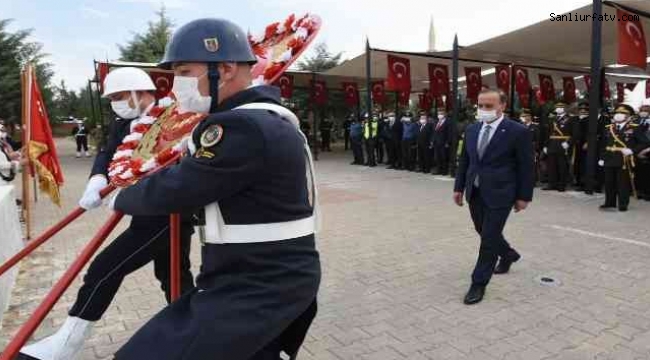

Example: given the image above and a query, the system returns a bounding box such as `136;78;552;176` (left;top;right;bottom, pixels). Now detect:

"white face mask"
172;73;214;114
613;113;628;123
639;111;649;118
555;108;565;115
403;117;411;123
579;114;588;120
477;109;498;123
111;92;142;120
419;118;427;124
437;114;445;120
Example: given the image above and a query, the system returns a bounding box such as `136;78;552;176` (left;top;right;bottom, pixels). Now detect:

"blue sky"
2;0;590;90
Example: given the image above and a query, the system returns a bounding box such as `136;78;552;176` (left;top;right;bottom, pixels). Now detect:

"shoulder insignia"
195;148;216;159
200;124;224;148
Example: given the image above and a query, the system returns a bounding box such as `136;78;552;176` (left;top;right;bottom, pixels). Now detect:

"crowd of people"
341;98;650;212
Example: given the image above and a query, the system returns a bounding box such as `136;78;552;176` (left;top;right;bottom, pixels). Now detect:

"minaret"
428;16;436;52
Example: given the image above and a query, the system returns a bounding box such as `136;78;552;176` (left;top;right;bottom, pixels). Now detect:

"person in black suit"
417;111;433;173
432;109;453;175
453;89;534;305
389;112;404;169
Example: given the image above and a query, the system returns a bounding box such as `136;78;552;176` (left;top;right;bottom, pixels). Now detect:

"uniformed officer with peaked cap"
109;18;321;360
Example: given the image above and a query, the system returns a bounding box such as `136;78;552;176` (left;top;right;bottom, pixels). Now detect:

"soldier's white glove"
621;148;633;156
543;147;548;154
561;142;570;150
79;175;107;210
598;160;605;167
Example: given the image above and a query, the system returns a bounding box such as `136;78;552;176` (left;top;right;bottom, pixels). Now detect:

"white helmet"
102;67;156;98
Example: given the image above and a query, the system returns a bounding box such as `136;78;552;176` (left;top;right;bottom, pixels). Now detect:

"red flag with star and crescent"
495;65;510;93
538;74;555;102
149;71;174;99
342;82;359;106
397;89;410;106
26;65;64;206
428;63;449;98
618;9;647;69
563;77;577;103
273;74;294;99
371;81;386;105
514;66;530;98
464;67;482;103
617;83;625;104
387;55;411;92
646;81;650;98
310;80;327;105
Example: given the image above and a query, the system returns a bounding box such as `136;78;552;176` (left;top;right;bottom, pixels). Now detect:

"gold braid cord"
28;140;61;206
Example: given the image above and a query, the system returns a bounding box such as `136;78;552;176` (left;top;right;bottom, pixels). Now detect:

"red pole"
0;185;116;278
0;211;124;360
169;213;181;301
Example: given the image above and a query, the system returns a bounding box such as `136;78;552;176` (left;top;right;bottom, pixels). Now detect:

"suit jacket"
432;118;452;146
417;123;433;145
454;118;534;209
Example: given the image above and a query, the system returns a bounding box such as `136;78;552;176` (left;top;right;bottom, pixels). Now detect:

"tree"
118;7;173;63
296;43;342;72
0;19;54;125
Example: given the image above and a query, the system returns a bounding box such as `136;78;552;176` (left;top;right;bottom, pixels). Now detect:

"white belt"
201;102;321;244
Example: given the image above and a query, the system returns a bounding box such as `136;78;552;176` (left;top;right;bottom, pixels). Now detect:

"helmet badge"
204;37;219;52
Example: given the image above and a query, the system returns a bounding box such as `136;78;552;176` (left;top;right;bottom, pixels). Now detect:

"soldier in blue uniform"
107;18;321;360
17;67;195;360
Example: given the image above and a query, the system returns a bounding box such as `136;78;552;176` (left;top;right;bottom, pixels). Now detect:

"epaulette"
630;123;639;127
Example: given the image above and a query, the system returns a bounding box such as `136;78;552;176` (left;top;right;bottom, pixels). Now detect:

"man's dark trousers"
469;186;514;286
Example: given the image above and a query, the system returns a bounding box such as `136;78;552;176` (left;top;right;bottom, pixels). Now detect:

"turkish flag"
273;74;294;99
310;80;327;105
149;71;174;100
465;67;482;103
26;66;64;206
387;55;411;92
398;89;410;106
371;81;386;105
520;92;531;108
585;75;612;99
563;77;577;103
418;90;432;111
342;82;359;106
617;82;625;104
97;62;109;92
646;81;650;98
538;74;555;102
617;9;647;69
428;63;449;98
514;66;530;97
534;86;545;105
495;65;510;93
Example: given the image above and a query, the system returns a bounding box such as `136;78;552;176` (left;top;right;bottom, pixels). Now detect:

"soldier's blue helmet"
158;18;257;69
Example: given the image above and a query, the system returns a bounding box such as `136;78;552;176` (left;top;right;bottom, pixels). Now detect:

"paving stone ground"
2;138;650;360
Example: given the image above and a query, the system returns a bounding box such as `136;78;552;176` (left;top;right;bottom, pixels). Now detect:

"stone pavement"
2;138;650;360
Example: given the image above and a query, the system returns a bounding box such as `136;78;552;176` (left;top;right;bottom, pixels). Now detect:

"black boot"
463;284;486;305
494;250;521;274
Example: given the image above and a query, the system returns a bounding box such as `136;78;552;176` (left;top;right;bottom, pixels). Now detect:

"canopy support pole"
586;0;603;194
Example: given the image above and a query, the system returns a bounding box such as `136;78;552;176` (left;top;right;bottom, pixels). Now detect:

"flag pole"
450;34;460;177
21;64;33;240
586;0;603;194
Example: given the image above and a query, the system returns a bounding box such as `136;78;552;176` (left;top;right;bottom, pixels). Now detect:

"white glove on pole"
543;147;548;154
561;142;570;150
79;175;108;210
621;148;634;156
598;160;605;167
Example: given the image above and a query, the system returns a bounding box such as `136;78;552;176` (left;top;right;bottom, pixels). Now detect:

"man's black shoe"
494;251;521;274
463;284;486;305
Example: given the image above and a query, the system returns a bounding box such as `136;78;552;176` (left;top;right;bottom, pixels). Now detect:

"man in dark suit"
432;109;453;175
453;89;534;305
417;111;433;173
